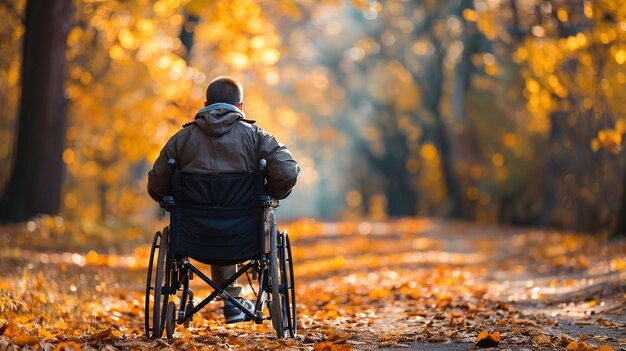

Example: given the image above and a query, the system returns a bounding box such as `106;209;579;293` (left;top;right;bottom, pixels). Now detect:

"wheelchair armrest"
260;195;279;208
159;195;175;209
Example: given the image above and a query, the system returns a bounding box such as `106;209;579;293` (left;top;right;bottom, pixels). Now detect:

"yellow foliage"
463;9;478;22
420;143;438;161
593;129;623;154
526;79;540;94
615;49;626;64
491;153;504;167
49;0;300;221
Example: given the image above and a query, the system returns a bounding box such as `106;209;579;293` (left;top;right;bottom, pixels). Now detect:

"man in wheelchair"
146;76;299;336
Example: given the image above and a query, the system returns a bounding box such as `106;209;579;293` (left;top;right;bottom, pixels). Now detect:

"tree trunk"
0;0;72;222
615;165;626;236
542;107;622;233
178;11;199;62
382;132;417;217
385;173;417;217
422;39;462;217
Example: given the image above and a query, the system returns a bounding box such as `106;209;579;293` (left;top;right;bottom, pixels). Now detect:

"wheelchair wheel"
145;228;170;339
165;301;176;340
268;220;285;338
280;232;297;337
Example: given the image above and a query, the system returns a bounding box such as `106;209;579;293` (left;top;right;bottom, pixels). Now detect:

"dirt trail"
0;218;624;350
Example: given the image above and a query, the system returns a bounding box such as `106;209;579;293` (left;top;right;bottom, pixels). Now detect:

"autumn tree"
4;0;625;233
0;0;72;222
0;1;24;191
58;0;300;222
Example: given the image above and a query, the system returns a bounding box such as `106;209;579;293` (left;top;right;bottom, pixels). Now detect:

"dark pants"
211;264;242;297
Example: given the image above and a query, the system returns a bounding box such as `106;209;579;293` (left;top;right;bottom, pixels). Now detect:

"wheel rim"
145;227;170;339
269;218;284;338
145;231;166;338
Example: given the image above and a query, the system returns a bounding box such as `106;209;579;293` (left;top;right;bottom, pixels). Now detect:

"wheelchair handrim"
286;233;297;337
144;231;160;337
269;219;284;337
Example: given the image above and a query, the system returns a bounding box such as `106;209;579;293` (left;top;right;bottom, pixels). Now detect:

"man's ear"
237;102;244;110
204;101;208;107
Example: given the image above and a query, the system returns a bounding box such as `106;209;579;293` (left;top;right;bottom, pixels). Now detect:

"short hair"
205;76;243;106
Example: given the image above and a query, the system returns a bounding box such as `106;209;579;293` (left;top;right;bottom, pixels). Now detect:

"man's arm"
258;131;300;199
147;142;175;202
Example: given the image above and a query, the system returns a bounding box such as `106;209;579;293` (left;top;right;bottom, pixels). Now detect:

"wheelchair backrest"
169;166;265;265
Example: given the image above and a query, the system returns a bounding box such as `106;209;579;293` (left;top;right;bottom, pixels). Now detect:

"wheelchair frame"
144;159;297;339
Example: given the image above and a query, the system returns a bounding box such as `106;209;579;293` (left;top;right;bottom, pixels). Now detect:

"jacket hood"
193;103;253;137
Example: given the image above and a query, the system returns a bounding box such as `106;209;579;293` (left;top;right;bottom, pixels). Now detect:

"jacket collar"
197;103;245;117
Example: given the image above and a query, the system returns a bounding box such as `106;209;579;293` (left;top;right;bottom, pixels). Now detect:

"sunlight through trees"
1;0;626;235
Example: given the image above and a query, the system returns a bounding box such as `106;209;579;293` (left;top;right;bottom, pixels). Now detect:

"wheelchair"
144;158;297;339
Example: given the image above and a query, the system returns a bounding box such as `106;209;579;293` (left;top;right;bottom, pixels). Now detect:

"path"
0;217;624;350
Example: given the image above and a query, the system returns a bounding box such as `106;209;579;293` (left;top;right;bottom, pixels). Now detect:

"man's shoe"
223;297;255;324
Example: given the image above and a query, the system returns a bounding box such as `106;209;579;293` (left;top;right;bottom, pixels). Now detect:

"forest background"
1;0;626;237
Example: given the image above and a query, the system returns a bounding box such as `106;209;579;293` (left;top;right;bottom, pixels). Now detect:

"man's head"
205;76;244;109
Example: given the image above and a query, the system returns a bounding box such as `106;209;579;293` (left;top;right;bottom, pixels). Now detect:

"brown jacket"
147;104;300;201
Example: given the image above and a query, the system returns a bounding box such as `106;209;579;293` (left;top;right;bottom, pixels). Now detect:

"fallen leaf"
560;334;574;347
574;321;594;326
227;334;245;346
324;327;349;342
533;334;551;345
475;330;500;348
2;321;22;338
566;341;592;351
597;318;619;327
92;327;113;339
313;341;337;351
497;301;510;311
11;334;40;346
53;341;82;351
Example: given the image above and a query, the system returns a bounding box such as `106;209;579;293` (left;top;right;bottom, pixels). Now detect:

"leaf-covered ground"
0;217;625;350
